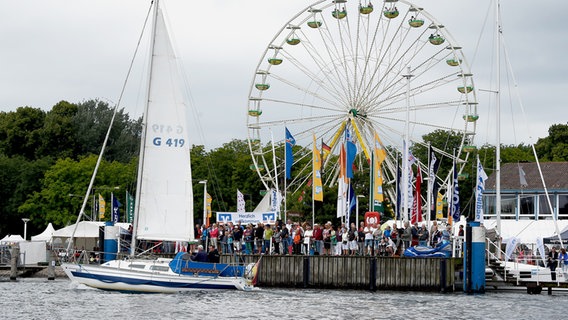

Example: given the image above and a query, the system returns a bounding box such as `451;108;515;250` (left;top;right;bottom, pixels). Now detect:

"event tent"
543;226;568;245
0;234;25;244
31;223;55;242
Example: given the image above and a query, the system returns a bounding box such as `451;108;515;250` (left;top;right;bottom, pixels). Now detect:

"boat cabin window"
129;264;146;269
150;266;170;272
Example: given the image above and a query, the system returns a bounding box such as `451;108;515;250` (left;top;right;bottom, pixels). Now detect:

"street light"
198;180;207;227
356;195;365;228
22;218;30;241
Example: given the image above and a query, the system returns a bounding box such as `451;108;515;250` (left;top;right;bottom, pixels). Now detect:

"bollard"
10;246;20;281
47;250;56;280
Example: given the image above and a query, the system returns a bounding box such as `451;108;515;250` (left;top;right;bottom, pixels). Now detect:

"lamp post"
22;218;30;241
198;180;207;227
356;195;365;228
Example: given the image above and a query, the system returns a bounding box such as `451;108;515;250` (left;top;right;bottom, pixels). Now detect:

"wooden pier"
224;255;457;292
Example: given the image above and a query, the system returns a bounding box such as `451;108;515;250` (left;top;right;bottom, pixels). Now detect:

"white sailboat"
62;0;257;292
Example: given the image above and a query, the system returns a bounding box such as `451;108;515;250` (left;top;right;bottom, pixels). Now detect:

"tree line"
0;99;566;237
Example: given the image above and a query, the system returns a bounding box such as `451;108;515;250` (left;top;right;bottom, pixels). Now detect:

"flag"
519;165;528;188
98;194;106;219
450;159;461;223
347;183;356;226
536;237;547;267
237;189;246;213
339;144;347;181
435;192;444;219
285;127;295;180
112;195;121;223
126;192;135;224
349;183;356;213
371;132;386;213
312;135;323;202
206;192;212;218
321;140;331;166
475;157;488;223
428;145;440;218
270;189;281;212
406;154;415;210
336;178;347;218
396;163;401;220
346;130;357;178
505;237;519;261
411;166;423;224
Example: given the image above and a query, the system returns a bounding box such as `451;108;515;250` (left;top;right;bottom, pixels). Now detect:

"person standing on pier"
548;247;559;280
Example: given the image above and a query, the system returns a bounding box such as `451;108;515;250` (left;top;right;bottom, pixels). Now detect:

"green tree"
535;123;568;161
18;155;136;229
0;107;46;159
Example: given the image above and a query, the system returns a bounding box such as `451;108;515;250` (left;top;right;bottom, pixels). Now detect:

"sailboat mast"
495;0;502;237
131;0;159;256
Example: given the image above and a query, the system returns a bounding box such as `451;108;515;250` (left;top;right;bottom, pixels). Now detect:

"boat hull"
62;260;254;293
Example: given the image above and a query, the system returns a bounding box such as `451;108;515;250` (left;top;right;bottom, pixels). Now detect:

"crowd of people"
194;219;461;257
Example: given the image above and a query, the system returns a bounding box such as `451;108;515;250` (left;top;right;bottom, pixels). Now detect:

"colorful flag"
435;192;444;219
206;192;212;218
396;163;401;220
371;132;385;213
475;157;488;223
349;183;356;213
411;166;423;224
126;192;135;224
450;159;461;223
98;194;106;219
321;140;331;165
339;144;347;181
112;195;121;223
312;135;323;202
237;189;246;213
285;127;295;180
519;165;528;188
347;183;356;226
346;130;357;178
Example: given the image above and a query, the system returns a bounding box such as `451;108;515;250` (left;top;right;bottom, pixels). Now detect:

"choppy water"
1;278;565;320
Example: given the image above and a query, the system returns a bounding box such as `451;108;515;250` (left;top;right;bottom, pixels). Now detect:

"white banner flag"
237;189;246;213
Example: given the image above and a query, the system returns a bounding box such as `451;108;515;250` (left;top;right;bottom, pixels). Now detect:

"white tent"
0;234;25;244
51;221;131;250
52;221;104;238
31;222;55;242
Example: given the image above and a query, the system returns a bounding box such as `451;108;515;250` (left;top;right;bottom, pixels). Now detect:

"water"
1;278;565;320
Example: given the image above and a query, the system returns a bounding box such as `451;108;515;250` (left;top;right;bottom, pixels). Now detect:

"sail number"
151;124;185;148
152;137;185;147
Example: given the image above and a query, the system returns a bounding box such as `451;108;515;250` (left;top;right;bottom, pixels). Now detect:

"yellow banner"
206;193;212;218
98;194;106;219
372;132;385;212
436;192;444;220
313;135;323;202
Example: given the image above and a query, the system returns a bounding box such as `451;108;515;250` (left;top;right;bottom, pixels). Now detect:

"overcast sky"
2;0;566;149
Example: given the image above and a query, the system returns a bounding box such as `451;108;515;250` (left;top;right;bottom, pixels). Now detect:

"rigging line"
67;2;155;250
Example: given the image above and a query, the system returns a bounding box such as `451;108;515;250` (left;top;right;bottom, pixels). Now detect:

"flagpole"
402;67;413;223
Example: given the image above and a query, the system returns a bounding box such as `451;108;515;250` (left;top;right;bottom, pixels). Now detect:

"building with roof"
481;162;568;243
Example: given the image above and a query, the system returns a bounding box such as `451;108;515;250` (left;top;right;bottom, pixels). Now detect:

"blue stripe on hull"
71;271;238;291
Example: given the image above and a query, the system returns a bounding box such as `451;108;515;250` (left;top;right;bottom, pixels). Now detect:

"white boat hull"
502;261;568;284
62;259;254;293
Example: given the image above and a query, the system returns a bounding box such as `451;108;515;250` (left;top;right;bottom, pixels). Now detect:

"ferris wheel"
246;0;477;196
